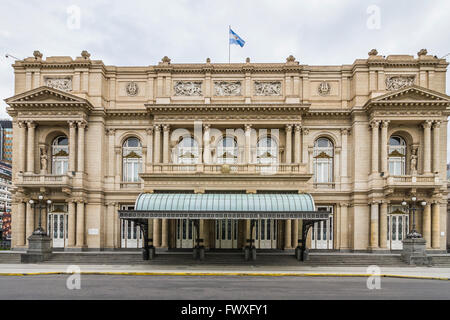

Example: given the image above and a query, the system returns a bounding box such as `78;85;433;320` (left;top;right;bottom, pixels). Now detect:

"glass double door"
120;205;143;248
176;219;195;248
388;214;409;250
254;219;277;249
215;219;238;249
47;213;68;248
311;206;334;249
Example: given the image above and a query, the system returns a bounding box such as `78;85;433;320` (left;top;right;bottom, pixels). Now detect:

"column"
107;129;116;176
26;121;36;173
67;200;76;247
380;121;389;174
161;219;168;248
339;203;349;250
379;201;388;249
16;201;26;246
76;200;85;247
153;125;161;163
370;201;379;249
294;124;301;163
162;124;170;164
292;219;298;248
432;121;440;173
25;200;34;242
153;218;161;247
69;121;77;173
431;202;440;249
423;120;432;174
340;129;349;178
146;128;153;166
113;203;121;248
18;122;27;173
422;203;431;248
285;124;292;164
244;124;252;163
370;121;379;174
77;121;86;172
284;220;291;249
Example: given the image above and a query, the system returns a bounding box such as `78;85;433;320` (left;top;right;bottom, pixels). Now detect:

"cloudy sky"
0;0;449;156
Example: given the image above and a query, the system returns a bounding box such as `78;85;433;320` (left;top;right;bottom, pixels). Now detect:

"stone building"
5;49;449;252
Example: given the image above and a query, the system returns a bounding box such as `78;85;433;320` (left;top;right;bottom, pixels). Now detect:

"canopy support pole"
296;220;315;262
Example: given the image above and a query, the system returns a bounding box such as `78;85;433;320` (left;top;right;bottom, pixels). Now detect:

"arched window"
122;137;142;182
313;137;334;183
52;136;69;175
388;136;406;175
217;137;238;164
176;136;199;164
257;136;278;165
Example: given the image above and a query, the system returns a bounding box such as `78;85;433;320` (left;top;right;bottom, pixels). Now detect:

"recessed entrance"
215;219;238;249
176;219;194;248
388;206;409;250
255;219;277;249
120;205;143;248
47;203;68;248
311;206;334;249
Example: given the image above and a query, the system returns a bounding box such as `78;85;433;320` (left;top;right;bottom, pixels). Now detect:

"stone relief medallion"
318;81;331;96
214;81;242;96
44;77;72;92
254;81;282;96
385;76;415;91
126;82;139;96
174;81;203;96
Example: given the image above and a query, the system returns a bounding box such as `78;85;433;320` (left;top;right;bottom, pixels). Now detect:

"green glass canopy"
119;193;329;220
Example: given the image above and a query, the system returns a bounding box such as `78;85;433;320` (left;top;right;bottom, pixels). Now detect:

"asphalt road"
0;275;448;300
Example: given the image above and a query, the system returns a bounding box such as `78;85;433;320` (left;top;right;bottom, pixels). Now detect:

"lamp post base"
401;237;432;266
21;233;53;263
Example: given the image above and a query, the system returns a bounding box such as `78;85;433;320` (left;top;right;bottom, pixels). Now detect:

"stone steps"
0;252;21;264
428;255;450;266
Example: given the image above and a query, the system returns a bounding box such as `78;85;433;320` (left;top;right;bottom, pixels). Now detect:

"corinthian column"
285;124;292;164
370;201;379;249
380;120;389;174
379;201;388;249
284;220;292;249
77;121;87;172
422;203;431;248
16;200;26;246
18;121;27;173
26;121;36;173
67;200;76;247
423;120;432;174
76;200;85;248
163;124;170;164
431;202;440;249
153;125;161;163
432;121;440;173
68;121;77;173
146;128;153;166
370;121;380;174
294;124;301;163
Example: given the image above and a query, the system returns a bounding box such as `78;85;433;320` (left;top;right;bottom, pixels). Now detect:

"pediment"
372;85;450;103
5;86;91;105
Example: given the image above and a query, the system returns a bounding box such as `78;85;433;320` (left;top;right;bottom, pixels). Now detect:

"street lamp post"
29;195;52;236
401;196;426;239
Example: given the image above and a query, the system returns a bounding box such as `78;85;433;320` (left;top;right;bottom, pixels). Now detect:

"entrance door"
176;219;194;248
388;207;409;250
311;206;334;249
215;219;238;249
120;205;143;248
47;213;67;248
255;219;277;249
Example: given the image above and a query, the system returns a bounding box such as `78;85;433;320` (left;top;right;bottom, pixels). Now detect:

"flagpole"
228;25;231;64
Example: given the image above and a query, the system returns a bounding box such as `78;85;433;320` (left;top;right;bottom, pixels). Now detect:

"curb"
0;271;448;280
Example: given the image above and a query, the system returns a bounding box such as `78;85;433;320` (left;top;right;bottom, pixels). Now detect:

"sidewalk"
0;263;449;280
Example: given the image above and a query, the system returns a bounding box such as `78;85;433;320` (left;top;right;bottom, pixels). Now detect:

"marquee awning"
118;193;330;220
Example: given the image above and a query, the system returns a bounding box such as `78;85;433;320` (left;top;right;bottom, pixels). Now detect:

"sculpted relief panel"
386;76;415;91
214;81;242;96
254;81;282;96
174;81;203;96
44;77;73;92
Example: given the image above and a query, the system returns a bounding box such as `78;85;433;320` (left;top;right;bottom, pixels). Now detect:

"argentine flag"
229;28;245;47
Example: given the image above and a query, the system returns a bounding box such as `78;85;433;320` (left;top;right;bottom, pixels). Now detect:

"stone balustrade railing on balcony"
145;163;308;175
385;174;441;187
16;173;73;188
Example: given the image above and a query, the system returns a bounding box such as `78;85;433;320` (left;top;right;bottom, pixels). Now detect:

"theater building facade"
6;49;449;252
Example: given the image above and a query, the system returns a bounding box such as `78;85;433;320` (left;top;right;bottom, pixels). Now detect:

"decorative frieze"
214;81;242;96
385;76;415;91
174;81;202;96
44;77;72;92
126;82;139;96
254;81;282;96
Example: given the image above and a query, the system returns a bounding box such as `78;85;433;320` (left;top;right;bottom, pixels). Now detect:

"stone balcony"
384;173;444;195
16;173;73;192
141;163;312;192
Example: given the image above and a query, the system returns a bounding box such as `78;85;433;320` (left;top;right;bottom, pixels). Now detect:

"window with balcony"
122;137;143;182
176;136;199;164
217;137;238;164
256;136;278;165
52;136;69;175
388;136;406;176
313;137;334;183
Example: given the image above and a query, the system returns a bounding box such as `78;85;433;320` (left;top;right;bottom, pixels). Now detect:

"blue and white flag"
229;28;245;47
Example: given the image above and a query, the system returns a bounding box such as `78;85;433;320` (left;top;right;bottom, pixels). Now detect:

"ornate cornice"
146;103;310;114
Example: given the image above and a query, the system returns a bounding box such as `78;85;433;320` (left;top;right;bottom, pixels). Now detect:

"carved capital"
77;121;87;129
340;128;350;135
381;120;390;128
294;124;301;132
106;128;116;136
26;121;36;129
369;120;380;129
146;128;154;135
68;120;77;129
17;121;27;129
302;128;309;135
163;124;170;132
422;120;433;129
153;124;161;131
432;121;441;129
244;124;252;131
285;124;293;131
203;123;211;130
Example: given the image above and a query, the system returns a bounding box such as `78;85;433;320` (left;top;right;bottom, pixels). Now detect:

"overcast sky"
0;0;449;158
